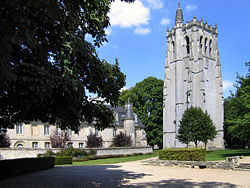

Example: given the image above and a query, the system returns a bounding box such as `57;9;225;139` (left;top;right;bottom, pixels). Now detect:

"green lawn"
59;149;250;166
73;151;159;166
206;149;250;161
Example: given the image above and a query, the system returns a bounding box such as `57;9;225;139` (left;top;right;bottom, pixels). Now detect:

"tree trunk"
195;141;198;148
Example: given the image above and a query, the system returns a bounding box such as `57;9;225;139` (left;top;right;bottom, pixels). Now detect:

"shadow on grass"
0;165;237;188
222;151;250;158
0;165;149;188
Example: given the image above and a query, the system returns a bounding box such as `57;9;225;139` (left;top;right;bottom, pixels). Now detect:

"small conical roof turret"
175;2;184;24
124;100;135;120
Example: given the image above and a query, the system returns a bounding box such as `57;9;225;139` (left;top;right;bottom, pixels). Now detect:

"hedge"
159;148;206;161
73;153;146;162
0;157;55;180
55;156;72;165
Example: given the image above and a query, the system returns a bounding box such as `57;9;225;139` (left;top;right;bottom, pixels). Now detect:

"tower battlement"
167;17;218;37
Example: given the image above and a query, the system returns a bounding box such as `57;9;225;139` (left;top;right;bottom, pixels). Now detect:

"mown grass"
59;149;250;166
73;150;159;165
206;149;250;161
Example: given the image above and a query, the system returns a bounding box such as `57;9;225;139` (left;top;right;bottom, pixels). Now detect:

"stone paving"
0;158;250;188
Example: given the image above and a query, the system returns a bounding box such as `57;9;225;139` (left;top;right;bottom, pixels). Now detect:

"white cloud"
120;86;128;92
109;0;150;28
223;80;234;91
134;27;150;35
160;18;171;26
185;4;197;12
105;28;112;35
145;0;163;10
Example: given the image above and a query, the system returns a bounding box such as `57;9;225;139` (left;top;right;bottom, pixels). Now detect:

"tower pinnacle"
124;100;134;120
175;2;183;24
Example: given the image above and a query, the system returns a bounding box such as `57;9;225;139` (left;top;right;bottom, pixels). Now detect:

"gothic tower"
163;3;224;149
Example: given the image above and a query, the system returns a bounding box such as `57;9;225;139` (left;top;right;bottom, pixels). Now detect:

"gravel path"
0;157;250;187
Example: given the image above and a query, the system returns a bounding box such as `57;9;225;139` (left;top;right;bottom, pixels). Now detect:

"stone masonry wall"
0;147;153;160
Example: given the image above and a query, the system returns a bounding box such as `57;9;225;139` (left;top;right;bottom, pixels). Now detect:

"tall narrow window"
113;128;117;137
67;142;73;147
56;126;61;135
209;39;212;57
79;143;83;148
68;129;72;136
171;41;175;56
204;37;208;54
185;36;190;54
44;125;50;135
45;142;50;148
95;128;99;135
200;36;203;49
32;142;38;148
16;124;23;134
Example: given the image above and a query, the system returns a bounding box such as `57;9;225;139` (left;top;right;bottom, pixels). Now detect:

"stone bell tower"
163;3;224;149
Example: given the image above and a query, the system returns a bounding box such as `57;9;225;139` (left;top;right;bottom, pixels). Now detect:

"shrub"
55;147;88;158
112;132;132;147
72;148;88;157
55;156;72;165
50;131;71;148
37;150;55;157
73;153;146;162
87;149;96;156
0;157;55;180
86;133;103;148
0;133;11;148
159;148;206;161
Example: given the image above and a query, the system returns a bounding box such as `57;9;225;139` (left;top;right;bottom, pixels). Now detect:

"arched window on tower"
200;36;203;50
171;41;175;57
204;37;208;55
185;36;190;55
209;39;212;57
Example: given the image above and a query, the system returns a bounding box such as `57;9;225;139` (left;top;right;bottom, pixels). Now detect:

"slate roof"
108;105;145;129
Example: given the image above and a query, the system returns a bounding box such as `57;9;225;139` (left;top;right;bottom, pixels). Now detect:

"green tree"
224;62;250;148
50;131;71;148
86;133;103;148
177;106;217;148
0;0;133;131
112;131;132;147
119;77;164;149
0;133;11;148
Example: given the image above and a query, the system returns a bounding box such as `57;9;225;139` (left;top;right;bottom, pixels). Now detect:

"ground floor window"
32;142;38;148
113;128;117;137
16;123;23;134
79;143;83;148
67;142;73;147
16;144;23;148
45;142;50;148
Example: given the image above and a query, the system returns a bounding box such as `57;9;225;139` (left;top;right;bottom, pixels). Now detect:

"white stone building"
163;3;224;149
6;102;147;149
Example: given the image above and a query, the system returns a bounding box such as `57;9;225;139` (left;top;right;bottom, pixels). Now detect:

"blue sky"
95;0;250;98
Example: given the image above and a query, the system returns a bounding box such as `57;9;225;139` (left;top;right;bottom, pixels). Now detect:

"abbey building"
163;3;224;149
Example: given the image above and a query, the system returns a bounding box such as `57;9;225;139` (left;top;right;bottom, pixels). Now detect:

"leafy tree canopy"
119;77;164;149
0;133;11;148
112;131;132;147
0;0;133;131
177;106;217;149
224;62;250;148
